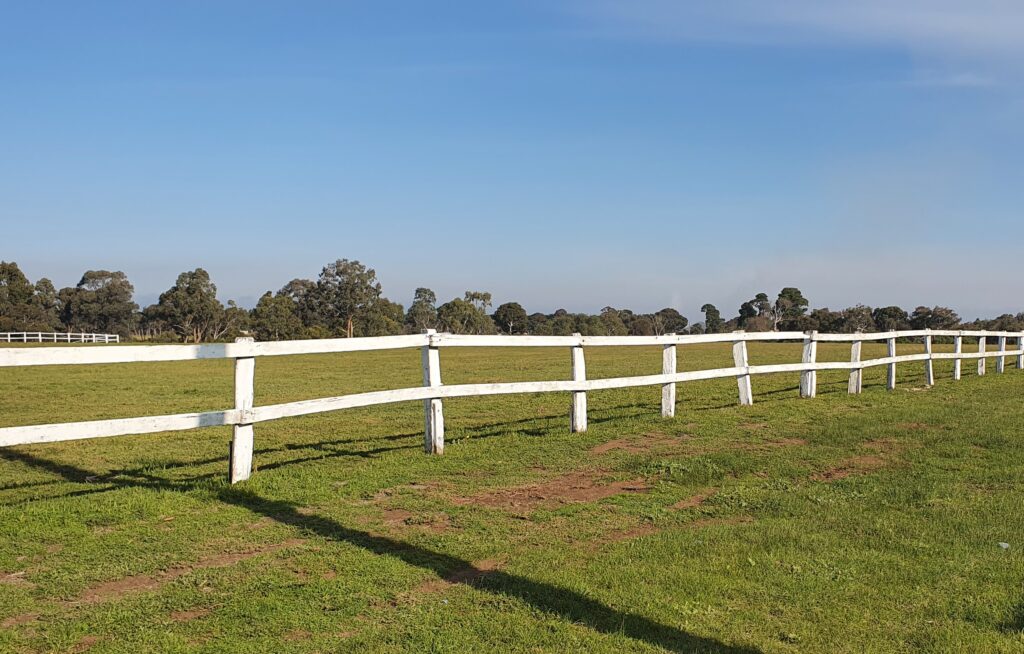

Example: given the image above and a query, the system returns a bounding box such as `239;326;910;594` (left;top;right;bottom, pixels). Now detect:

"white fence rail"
1;329;1022;483
2;332;120;344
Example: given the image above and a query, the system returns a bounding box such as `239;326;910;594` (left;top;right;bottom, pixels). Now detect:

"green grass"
1;342;1022;653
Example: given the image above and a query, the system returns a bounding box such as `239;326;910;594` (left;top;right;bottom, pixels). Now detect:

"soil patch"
811;455;887;482
1;612;38;628
414;558;504;594
451;471;650;511
672;488;718;510
70;635;100;653
0;571;35;588
864;439;905;453
169;608;211;623
76;538;305;604
597;522;661;545
378;509;450;533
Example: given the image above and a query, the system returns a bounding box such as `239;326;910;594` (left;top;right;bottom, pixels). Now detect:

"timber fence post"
662;334;677;418
848;335;863;394
570;333;587;432
732;332;753;406
800;330;818;398
953;333;963;380
924;329;935;386
230;337;256;484
886;336;897;390
422;329;444;454
978;336;987;376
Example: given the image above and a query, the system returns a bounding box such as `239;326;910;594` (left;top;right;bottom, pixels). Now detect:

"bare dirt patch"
597;522;660;545
671;488;718;510
76;538;305;604
740;422;769;431
70;635;100;653
450;471;650;511
864;438;905;453
371;508;451;534
1;570;36;588
414;558;504;594
811;455;887;482
1;612;39;628
169;607;211;623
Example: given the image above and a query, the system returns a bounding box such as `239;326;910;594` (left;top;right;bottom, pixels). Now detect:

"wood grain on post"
421;329;444;454
886;337;897;390
953;334;963;380
978;336;987;376
799;331;818;398
570;333;587;432
732;333;753;406
848;339;863;394
230;337;256;484
661;334;676;418
923;330;935;386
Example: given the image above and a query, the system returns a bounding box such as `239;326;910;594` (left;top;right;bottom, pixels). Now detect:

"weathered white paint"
0;410;238;447
953;334;963;380
421;330;444;454
799;331;818;398
886;337;897;390
996;336;1007;374
570;333;587;433
229;337;256;484
732;334;753;406
4;328;1024;480
923;330;935;386
848;340;863;394
978;337;987;376
661;335;676;418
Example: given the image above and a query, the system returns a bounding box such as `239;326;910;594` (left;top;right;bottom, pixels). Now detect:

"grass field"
1;341;1023;653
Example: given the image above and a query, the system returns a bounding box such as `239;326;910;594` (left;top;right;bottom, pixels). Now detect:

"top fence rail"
0;329;1019;368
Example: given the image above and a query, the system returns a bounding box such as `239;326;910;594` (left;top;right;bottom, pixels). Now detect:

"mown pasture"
1;341;1022;653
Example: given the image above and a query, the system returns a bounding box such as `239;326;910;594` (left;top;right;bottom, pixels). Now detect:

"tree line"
1;260;1021;343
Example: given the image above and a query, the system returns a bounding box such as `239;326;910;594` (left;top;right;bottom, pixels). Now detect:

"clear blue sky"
3;1;1022;321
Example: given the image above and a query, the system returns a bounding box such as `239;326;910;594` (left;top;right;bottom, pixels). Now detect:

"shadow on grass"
215;486;762;653
1000;600;1024;634
0;449;761;653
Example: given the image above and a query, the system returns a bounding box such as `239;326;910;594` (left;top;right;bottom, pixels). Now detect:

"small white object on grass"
998;542;1010;550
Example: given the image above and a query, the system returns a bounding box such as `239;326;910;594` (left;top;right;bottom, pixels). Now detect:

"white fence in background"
1;329;1022;483
2;332;120;344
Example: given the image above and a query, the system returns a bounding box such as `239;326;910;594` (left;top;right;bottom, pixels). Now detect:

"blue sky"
2;1;1022;321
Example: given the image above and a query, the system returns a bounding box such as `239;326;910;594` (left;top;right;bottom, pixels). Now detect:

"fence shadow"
216;486;762;654
0;447;760;653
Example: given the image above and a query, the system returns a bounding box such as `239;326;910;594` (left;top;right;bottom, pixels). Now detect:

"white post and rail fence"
1;329;1022;484
1;332;120;344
